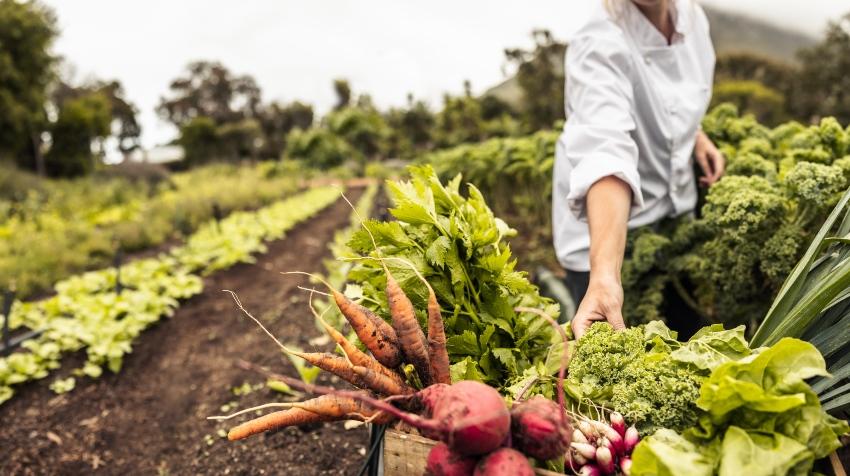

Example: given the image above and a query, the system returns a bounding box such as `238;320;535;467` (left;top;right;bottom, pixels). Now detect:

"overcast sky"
43;1;848;151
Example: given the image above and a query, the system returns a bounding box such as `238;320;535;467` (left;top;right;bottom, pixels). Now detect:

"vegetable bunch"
346;165;558;389
568;412;640;476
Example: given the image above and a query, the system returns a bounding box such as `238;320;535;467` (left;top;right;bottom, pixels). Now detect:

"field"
1;186;370;475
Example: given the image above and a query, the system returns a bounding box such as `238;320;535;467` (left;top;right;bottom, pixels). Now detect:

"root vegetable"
351;365;413;396
386;273;433;386
577;464;602;476
426;289;451;385
573;428;589;445
571;442;597;461
624;426;640;453
620;457;633;476
610;411;626;436
473;448;533;476
510;395;572;460
227;408;330;441
425;442;478;476
595;446;615;474
283;272;402;368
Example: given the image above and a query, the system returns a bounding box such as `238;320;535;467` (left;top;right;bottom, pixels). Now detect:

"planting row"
0;162;303;299
0;185;341;405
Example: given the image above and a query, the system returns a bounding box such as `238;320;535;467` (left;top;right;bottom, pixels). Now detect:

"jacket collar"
623;0;690;48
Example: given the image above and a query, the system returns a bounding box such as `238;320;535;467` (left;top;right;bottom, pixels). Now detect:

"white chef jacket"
553;0;715;271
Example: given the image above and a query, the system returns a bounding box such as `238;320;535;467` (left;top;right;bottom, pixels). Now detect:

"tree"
0;0;57;175
433;85;486;148
284;127;351;169
178;116;218;167
333;78;351;110
384;93;435;158
157;61;261;127
327;105;389;160
44;92;111;177
793;13;850;124
504;29;566;130
711;80;786;125
216;119;262;161
256;101;313;158
52;78;141;157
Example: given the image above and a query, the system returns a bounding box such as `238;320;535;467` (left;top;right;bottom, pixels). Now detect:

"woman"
553;0;725;338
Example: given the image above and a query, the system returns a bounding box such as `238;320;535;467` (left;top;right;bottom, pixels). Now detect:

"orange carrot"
352;365;414;396
308;296;413;395
274;394;395;424
227;408;333;441
386;273;433;387
426;291;452;385
283;272;402;368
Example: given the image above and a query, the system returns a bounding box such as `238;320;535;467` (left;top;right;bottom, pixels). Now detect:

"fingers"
608;308;626;331
711;149;726;179
694;149;711;183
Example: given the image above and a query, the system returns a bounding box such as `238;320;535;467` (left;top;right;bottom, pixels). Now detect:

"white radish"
573;428;589;445
620;457;633;476
595;446;615;474
571;442;597;461
610;412;626;436
624;426;640;453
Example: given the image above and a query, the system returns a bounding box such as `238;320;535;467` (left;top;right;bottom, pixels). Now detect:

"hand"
694;130;725;187
571;274;626;340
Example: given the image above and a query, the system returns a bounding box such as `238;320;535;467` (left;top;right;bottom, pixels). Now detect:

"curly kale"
622;105;850;327
567;323;702;433
725;152;777;180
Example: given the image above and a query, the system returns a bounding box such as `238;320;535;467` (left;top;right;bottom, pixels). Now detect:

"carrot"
283;272;402;368
351;365;414;396
227;408;332;441
350;256;451;385
426;291;452;385
284;394;395;423
307;292;414;395
386;272;433;387
225;290;393;395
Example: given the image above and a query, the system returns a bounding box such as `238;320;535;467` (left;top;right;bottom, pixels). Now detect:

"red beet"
425;442;478;476
510;396;572;460
430;381;511;455
473;448;534;476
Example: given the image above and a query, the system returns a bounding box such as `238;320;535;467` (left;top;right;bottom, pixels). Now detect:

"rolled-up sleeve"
562;34;644;220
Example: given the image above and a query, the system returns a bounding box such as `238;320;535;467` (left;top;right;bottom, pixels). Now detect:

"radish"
620;456;633;476
624;426;640;453
510;395;573;460
609;412;626;436
571;441;597;461
426;442;478;476
595;446;615;474
577;464;602;476
473;448;534;476
573;428;589;445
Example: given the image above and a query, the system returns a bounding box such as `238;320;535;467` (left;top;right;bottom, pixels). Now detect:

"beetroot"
425;442;478;476
510;395;572;460
429;381;511;455
473;448;533;476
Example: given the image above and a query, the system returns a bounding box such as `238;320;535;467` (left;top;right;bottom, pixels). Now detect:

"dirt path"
0;190;372;476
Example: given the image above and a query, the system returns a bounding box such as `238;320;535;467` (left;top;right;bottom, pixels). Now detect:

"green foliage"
44;92;112;177
632;339;849;476
284;126;352;169
0;162;300;298
503;29;566;130
711;80;785;125
0;0;57;169
424;131;558;258
345;166;557;388
0;186;340;404
326;106;390;160
622;105;850;327
793;12;850;125
178;116;219;166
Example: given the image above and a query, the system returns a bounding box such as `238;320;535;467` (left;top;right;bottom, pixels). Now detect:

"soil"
0;189;376;476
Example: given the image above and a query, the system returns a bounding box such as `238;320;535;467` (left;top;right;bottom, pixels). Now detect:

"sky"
43;0;848;152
